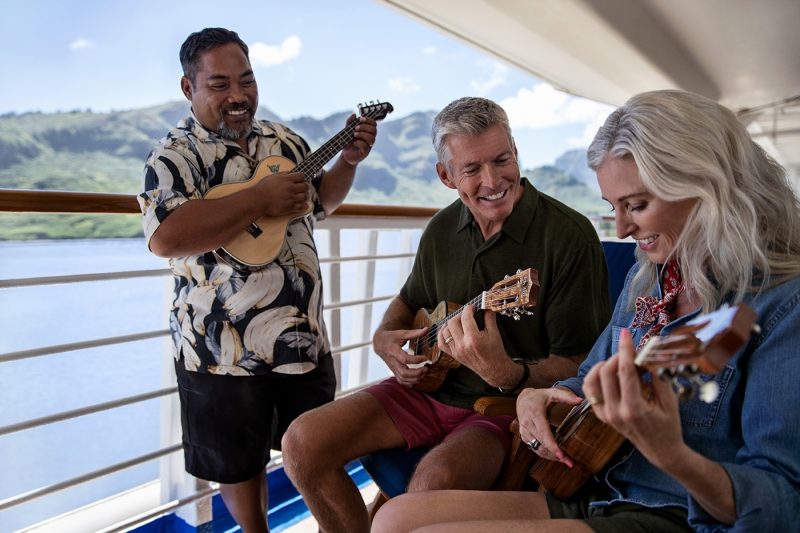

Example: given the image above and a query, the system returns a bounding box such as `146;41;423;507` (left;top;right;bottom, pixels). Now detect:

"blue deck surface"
134;461;371;532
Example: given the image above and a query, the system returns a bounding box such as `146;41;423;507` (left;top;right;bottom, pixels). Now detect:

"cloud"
470;60;509;96
422;46;437;55
249;36;302;67
388;76;421;93
567;113;612;148
501;83;613;133
69;38;94;51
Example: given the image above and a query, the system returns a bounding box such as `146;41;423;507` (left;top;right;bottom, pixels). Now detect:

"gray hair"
588;89;800;311
431;97;514;168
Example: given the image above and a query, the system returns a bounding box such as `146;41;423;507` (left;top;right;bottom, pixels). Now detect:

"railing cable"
0;444;183;512
0;386;177;437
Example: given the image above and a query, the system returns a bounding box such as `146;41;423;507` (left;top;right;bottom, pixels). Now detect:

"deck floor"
282;482;380;532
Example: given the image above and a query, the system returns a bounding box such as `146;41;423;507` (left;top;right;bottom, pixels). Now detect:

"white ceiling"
377;0;800;176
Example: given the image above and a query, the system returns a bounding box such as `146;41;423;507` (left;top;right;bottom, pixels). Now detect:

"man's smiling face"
181;42;258;148
437;124;524;240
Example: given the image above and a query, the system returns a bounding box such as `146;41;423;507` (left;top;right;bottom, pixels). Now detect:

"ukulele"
530;303;758;500
409;269;540;393
204;101;394;271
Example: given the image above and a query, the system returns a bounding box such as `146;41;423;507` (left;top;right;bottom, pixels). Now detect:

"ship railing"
0;188;434;532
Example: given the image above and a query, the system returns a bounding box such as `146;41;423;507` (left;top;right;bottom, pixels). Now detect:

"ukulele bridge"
245;223;263;238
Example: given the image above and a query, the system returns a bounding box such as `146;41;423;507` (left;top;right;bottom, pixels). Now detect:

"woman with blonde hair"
371;90;800;532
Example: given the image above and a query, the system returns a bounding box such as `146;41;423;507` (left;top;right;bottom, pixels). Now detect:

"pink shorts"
364;378;514;451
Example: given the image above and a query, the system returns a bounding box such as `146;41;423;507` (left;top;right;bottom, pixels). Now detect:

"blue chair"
360;240;637;498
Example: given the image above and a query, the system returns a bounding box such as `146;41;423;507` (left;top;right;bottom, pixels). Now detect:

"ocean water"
0;240;169;531
0;236;405;531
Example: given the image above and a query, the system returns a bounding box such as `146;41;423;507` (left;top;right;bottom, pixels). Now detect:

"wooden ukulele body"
405;268;539;393
411;301;461;393
201;100;394;271
204;155;312;270
529;303;757;500
530;403;625;499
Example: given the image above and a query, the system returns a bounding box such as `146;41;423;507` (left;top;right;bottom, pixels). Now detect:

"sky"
0;0;614;169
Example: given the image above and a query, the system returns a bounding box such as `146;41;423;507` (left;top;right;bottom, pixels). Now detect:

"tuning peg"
656;367;674;380
500;308;534;320
699;380;720;403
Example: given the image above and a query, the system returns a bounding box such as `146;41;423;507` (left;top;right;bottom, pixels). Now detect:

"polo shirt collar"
456;178;538;244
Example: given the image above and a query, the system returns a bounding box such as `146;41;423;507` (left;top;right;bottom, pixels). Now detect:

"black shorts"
174;355;336;484
545;480;692;533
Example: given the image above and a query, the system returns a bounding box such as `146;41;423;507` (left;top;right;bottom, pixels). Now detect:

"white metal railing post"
155;271;213;527
399;230;415;288
0;201;434;530
325;227;343;391
346;230;379;388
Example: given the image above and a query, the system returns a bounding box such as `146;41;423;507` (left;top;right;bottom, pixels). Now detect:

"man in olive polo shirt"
282;96;610;533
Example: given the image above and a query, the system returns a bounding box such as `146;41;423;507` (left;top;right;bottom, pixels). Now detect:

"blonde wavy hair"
587;90;800;311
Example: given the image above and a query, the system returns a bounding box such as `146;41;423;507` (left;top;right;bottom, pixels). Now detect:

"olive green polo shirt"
400;178;611;409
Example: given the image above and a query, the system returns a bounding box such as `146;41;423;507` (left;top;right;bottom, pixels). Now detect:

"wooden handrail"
0;188;438;218
0;189;140;214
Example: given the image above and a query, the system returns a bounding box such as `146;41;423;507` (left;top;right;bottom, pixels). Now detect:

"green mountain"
0;103;605;240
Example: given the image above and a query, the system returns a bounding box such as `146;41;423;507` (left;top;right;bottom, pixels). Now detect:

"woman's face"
597;156;697;264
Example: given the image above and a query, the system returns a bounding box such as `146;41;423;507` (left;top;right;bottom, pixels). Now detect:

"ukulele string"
419;281;519;348
418;293;483;349
294;105;387;179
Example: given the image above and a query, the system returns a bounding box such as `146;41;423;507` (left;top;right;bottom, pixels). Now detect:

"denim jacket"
557;263;800;532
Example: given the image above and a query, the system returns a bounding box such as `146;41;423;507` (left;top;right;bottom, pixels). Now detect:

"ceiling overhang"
377;0;800;173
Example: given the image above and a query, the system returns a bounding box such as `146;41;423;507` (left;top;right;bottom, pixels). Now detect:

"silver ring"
444;335;454;344
527;438;541;451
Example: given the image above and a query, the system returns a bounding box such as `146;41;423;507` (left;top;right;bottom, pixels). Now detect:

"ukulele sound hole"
246;223;263;238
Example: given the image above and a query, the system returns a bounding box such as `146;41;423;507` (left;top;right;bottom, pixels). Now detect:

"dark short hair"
179;27;249;83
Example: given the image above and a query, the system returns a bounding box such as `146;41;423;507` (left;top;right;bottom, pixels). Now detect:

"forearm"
482;353;581;391
319;156;357;215
375;297;416;336
526;353;585;389
149;193;266;257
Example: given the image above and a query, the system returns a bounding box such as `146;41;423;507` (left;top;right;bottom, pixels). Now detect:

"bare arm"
524;352;585;389
149;171;308;258
318;156;357;215
441;306;586;390
318;115;377;215
375;296;416;333
372;296;429;386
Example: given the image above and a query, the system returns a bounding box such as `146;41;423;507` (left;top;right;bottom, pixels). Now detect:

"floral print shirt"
138;112;330;376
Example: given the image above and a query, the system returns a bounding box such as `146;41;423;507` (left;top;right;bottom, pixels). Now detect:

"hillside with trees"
0;103;606;240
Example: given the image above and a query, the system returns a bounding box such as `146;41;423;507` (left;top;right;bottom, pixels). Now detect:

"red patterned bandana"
632;260;684;349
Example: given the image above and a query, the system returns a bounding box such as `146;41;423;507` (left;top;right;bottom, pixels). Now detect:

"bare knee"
372;492;419;533
406;461;460;492
407;431;506;492
281;408;336;484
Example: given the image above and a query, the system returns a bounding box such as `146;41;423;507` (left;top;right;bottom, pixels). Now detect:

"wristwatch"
497;358;530;394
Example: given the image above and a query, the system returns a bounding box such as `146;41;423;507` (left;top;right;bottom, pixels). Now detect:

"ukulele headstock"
635;304;759;403
357;101;394;121
484;268;540;319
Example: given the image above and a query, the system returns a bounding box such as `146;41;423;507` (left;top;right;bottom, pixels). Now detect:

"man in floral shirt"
138;27;377;532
